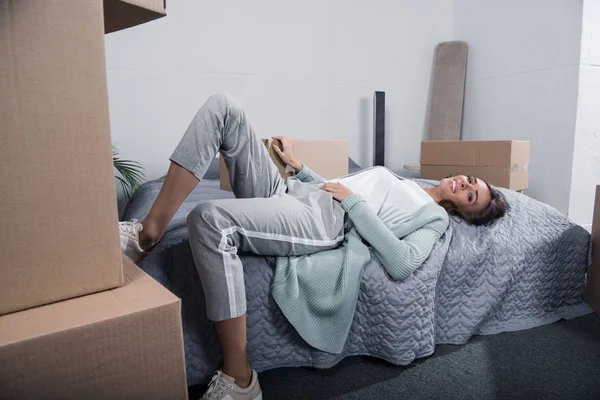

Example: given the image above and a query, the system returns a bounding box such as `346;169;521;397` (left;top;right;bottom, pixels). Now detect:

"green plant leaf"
112;146;145;202
115;176;133;202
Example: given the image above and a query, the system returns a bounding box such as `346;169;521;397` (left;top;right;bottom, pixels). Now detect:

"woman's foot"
118;219;162;262
200;370;262;400
118;220;146;262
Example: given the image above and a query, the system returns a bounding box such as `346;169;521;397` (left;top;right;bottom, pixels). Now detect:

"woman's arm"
294;164;326;184
340;194;442;280
272;136;326;183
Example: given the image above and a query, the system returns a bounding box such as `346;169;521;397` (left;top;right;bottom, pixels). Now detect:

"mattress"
123;176;593;385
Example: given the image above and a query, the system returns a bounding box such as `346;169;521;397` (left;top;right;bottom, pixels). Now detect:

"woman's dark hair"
438;179;510;226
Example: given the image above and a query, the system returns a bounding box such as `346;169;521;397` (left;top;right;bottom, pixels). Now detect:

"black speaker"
373;91;385;166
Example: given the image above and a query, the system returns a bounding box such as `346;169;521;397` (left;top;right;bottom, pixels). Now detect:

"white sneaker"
119;220;146;262
200;370;262;400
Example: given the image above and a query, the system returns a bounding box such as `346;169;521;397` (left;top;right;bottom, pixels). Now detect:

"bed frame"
585;185;600;316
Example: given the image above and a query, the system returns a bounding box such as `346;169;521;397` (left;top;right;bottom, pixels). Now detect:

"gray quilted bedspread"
123;178;593;386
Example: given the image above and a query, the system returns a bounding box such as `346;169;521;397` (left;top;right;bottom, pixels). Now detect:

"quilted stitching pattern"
123;178;592;386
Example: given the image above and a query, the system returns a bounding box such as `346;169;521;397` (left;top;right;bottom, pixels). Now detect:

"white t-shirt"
329;167;433;227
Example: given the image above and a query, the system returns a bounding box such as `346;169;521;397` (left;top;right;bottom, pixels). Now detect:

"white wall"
453;0;583;214
106;0;453;184
569;0;600;230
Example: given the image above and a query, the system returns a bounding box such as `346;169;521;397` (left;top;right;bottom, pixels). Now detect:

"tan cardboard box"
420;140;530;191
0;1;166;316
220;139;350;191
0;257;188;400
586;185;600;317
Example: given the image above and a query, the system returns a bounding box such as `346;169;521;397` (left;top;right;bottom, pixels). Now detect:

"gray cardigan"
271;166;450;353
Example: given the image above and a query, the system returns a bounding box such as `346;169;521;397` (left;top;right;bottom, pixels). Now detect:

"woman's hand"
272;136;302;172
319;182;354;202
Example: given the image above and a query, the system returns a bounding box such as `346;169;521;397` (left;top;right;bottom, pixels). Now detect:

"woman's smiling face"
439;175;492;214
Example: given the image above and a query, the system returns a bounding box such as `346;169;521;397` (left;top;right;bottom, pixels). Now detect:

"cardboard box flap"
421;140;527;167
104;0;166;33
0;257;178;347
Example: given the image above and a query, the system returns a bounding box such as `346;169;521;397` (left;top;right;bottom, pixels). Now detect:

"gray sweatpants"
170;94;346;321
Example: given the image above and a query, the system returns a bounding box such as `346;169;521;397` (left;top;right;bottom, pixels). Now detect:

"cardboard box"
586;185;600;316
0;1;167;316
420;140;530;191
0;257;188;400
220;139;350;191
104;0;167;34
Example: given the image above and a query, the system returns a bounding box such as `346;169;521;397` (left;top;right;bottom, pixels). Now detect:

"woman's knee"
187;201;222;238
204;93;244;121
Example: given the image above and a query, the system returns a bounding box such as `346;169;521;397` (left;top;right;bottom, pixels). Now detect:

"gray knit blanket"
123;178;593;386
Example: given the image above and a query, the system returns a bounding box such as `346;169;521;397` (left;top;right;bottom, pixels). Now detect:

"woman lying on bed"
118;93;509;400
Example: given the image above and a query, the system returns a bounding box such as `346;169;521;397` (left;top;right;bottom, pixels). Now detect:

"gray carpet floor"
189;313;600;400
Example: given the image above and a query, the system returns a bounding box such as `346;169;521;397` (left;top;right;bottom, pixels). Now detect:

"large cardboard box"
420;140;530;191
0;257;188;400
586;185;600;316
0;1;166;316
220;139;350;191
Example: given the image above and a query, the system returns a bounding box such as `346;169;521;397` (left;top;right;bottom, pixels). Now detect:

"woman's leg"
138;162;199;250
188;193;345;388
137;93;285;250
216;315;252;387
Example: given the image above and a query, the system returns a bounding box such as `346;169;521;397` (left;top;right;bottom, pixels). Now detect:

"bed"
122;159;594;386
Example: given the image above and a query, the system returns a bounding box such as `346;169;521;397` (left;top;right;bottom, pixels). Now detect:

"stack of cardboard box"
0;1;187;398
420;140;530;191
